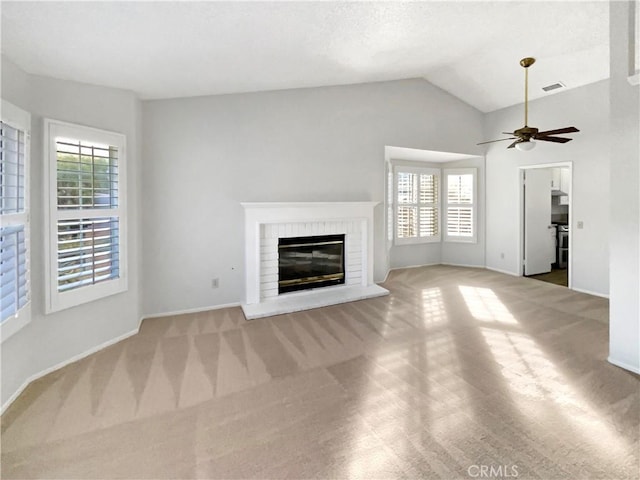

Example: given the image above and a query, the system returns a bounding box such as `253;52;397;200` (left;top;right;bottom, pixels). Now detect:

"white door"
524;169;554;275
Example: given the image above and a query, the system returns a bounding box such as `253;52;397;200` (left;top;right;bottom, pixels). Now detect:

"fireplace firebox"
278;234;345;294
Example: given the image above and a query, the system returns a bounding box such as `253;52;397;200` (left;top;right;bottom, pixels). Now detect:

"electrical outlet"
500;253;505;259
211;278;219;289
577;221;584;229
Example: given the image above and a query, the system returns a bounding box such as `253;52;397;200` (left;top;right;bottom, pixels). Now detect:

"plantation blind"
55;138;120;292
395;167;440;244
445;170;475;241
0;118;29;325
45;119;127;313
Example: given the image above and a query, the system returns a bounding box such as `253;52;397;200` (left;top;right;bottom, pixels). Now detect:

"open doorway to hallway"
520;163;572;288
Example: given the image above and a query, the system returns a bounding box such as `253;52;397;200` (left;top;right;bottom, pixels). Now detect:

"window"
45;120;127;313
1;100;31;341
393;166;440;244
444;168;476;243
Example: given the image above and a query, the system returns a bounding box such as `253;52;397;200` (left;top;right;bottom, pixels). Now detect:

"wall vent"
542;82;566;92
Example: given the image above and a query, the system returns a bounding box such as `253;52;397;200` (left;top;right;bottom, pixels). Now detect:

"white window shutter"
0;226;28;322
0;101;31;340
45;120;127;313
394;166;440;244
445;169;476;243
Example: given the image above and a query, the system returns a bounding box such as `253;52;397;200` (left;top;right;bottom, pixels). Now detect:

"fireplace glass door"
278;234;345;294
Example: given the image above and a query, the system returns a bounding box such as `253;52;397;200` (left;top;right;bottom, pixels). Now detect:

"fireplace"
278;234;345;294
240;202;389;319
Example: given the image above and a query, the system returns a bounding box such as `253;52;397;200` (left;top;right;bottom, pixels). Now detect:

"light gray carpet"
2;265;638;479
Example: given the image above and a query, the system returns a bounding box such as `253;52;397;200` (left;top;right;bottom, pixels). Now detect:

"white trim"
44;119;128;314
242;284;389;320
608;356;640;375
441;262;484;269
520;161;573;170
1;99;31;342
240;201;378;209
1;304;31;343
518;162;573;289
571;287;610;299
485;266;519;277
393;165;441;245
381;263;441;282
443;167;477;244
241;202;378;305
141;302;242;320
1;323;141;414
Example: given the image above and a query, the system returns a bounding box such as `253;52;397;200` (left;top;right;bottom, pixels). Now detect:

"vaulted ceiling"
1;1;609;112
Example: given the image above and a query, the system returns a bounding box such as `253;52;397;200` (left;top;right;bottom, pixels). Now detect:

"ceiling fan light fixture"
476;57;579;150
515;140;536;151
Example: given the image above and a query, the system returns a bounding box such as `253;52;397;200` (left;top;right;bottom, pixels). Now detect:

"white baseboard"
142;302;241;320
1;323;142;415
441;262;484;269
571;287;609;299
608;356;640;375
485;266;518;276
381;263;440;282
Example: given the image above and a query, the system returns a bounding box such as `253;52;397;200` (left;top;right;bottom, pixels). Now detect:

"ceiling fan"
478;57;579;151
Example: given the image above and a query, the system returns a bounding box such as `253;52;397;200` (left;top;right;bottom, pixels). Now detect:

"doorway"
519;163;572;288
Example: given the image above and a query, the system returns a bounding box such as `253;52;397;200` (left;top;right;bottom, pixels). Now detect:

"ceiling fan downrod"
475;56;578;150
520;57;535;127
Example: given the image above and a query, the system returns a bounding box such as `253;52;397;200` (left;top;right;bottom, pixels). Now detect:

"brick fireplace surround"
241;202;389;319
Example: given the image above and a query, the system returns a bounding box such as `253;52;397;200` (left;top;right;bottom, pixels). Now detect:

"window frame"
444;167;477;244
44;119;127;313
393;165;441;245
1;99;31;342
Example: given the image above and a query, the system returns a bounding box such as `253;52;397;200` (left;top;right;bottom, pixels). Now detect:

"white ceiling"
1;1;609;112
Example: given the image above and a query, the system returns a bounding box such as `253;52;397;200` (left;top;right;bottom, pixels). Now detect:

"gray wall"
141;79;484;316
608;1;639;372
484;80;610;297
1;57;142;407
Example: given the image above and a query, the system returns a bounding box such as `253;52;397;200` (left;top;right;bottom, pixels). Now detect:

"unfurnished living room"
1;2;639;479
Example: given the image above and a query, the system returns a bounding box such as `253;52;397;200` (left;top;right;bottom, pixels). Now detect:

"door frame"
518;162;573;289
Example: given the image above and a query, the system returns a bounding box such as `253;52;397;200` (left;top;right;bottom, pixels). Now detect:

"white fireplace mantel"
240;201;388;319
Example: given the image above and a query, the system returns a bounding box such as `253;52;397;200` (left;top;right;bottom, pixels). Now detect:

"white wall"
142;79;484;315
608;1;639;373
484;80;610;296
1;57;142;408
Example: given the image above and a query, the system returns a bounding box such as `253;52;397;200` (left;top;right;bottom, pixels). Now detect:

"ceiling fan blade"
507;140;521;149
536;126;579;137
477;137;516;145
536;136;572;144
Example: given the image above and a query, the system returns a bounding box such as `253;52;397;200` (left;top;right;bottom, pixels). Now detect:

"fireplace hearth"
278;234;345;294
